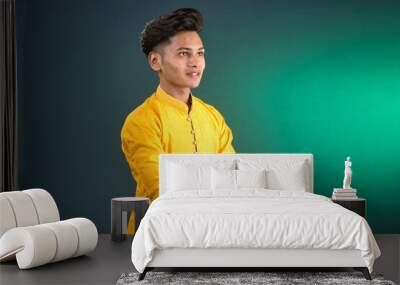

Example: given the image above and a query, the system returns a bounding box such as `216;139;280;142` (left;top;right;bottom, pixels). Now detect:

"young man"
121;8;235;232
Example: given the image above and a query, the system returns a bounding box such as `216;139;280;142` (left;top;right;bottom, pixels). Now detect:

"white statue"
342;156;352;189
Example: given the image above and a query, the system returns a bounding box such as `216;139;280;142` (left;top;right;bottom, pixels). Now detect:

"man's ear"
148;51;162;72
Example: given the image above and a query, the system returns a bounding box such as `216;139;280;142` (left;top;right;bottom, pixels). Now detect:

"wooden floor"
0;234;399;285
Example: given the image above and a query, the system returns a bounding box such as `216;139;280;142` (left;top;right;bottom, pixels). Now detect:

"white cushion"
238;159;309;191
0;189;60;234
166;158;236;170
0;218;97;269
0;225;57;269
0;196;17;237
164;158;236;193
23;189;60;224
267;166;308;191
211;168;236;190
211;169;268;190
42;221;79;262
0;191;39;227
65;218;98;257
0;189;97;269
237;169;268;188
167;162;212;191
159;154;313;194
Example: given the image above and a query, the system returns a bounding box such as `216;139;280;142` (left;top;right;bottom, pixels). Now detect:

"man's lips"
186;71;201;78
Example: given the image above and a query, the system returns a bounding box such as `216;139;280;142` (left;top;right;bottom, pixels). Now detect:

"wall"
16;0;400;233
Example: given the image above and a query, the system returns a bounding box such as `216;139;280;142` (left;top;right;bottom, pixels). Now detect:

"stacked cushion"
211;168;268;190
0;189;97;269
164;157;310;193
0;189;59;236
237;158;311;192
0;218;97;269
236;169;268;189
166;159;235;192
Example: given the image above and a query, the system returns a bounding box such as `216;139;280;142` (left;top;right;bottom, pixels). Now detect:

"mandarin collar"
155;85;193;113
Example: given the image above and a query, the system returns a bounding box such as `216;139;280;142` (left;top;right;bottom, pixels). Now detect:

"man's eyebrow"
176;47;205;51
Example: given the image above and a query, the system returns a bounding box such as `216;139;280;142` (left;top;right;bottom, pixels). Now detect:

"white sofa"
0;188;98;269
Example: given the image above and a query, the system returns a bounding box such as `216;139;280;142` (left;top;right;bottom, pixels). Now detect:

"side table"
111;197;149;242
332;197;366;218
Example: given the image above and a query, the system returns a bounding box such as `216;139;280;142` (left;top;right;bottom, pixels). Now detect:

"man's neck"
159;81;191;105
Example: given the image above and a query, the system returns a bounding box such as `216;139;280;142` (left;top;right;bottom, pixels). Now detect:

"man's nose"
189;56;200;67
189;61;198;68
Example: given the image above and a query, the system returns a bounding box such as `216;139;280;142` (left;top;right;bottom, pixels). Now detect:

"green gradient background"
16;0;400;233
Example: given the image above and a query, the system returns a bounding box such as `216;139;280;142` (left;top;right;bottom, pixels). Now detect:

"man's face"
150;31;205;89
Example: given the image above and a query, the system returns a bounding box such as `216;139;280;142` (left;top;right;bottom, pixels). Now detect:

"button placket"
187;114;198;153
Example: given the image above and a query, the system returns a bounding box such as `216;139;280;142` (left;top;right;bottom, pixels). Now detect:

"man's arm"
219;118;235;153
121;114;163;201
208;105;235;153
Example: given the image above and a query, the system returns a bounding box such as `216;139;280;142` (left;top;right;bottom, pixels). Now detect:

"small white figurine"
342;156;352;189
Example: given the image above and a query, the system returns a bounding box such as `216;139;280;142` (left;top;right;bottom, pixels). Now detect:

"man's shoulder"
126;95;156;121
123;95;160;127
193;96;223;117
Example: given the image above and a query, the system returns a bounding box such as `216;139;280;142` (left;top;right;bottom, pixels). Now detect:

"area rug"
116;271;396;285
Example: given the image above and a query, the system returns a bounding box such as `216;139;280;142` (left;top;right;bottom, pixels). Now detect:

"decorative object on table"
332;156;358;199
332;198;366;218
116;271;394;285
343;156;352;189
0;189;98;269
332;188;358;199
111;197;149;242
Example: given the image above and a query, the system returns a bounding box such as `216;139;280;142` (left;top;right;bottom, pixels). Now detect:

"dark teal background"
16;0;400;233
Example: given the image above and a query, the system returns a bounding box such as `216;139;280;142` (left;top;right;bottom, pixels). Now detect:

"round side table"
111;197;149;242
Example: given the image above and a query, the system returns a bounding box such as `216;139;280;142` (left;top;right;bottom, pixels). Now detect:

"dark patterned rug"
116;271;396;285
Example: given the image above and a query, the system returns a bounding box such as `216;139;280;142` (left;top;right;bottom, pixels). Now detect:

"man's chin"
176;79;202;89
188;80;201;89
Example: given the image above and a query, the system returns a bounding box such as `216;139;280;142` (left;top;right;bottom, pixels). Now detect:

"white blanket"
131;190;380;273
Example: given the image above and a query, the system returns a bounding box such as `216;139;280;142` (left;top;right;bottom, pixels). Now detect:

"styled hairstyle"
140;8;203;56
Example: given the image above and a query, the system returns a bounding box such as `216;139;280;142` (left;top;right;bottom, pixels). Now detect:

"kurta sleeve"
121;110;163;202
219;118;235;154
208;105;235;154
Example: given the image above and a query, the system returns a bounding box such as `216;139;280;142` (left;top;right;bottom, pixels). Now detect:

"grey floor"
0;234;134;285
374;235;400;284
0;234;399;285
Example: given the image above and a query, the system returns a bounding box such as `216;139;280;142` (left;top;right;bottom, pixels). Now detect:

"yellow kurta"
121;85;235;233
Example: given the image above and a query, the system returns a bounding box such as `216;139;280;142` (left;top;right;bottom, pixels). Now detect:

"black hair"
140;8;203;56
